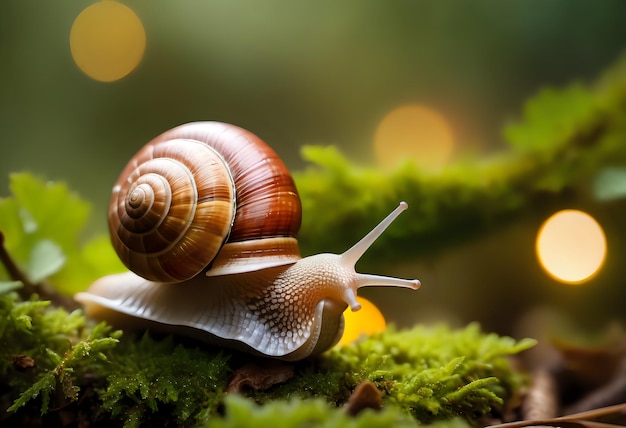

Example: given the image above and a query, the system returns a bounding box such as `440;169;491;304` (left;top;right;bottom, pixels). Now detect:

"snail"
75;122;420;361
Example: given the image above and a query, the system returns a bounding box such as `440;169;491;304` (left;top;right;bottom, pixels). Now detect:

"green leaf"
503;83;596;152
0;197;25;264
0;280;22;295
0;173;87;286
26;240;66;283
9;172;90;246
0;173;124;294
593;167;626;201
51;234;126;294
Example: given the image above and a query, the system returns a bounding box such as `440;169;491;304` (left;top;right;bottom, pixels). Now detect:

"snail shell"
76;122;420;360
109;121;301;282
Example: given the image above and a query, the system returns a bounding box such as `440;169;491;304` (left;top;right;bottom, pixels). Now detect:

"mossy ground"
0;282;535;427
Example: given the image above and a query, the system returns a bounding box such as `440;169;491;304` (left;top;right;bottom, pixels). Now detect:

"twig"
0;231;79;310
522;369;559;420
487;403;626;428
0;231;38;297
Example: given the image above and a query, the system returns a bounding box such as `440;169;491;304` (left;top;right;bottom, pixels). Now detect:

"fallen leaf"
226;360;294;393
12;354;36;370
344;380;382;416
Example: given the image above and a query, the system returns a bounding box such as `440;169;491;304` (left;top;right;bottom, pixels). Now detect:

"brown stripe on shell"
109;138;235;282
206;237;301;276
150;122;303;276
154;122;302;242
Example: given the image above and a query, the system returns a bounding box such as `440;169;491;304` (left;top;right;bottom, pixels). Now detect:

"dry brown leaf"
226;360;294;393
344;380;382;416
11;354;36;370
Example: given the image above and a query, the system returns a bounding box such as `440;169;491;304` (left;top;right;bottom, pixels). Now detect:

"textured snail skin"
75;122;421;360
77;257;350;361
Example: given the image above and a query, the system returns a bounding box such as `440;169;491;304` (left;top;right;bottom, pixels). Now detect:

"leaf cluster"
0;173;125;295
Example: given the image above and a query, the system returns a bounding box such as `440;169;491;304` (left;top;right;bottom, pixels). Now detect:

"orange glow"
337;296;386;346
374;104;454;170
70;1;146;82
536;210;607;285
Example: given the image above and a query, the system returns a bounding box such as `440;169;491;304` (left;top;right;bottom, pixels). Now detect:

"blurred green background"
2;1;626;337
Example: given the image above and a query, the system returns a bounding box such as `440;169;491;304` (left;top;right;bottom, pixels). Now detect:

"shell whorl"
109;122;302;282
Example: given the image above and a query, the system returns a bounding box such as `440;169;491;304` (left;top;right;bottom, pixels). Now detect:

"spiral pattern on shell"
109;122;302;282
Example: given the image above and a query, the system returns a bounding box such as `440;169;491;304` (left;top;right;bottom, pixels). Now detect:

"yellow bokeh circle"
536;209;607;285
70;1;146;82
337;296;386;347
374;104;454;170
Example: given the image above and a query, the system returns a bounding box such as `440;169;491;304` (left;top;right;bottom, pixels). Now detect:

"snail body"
76;122;420;360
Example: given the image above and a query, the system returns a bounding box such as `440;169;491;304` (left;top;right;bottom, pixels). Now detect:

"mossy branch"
294;53;626;260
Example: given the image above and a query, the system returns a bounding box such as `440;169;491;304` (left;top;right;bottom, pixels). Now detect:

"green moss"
257;324;534;424
204;394;418;428
0;281;120;416
99;333;230;428
0;282;533;426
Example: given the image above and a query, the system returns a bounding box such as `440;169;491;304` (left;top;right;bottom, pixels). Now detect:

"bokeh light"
536;210;607;285
70;1;146;82
337;296;386;346
374;104;454;170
